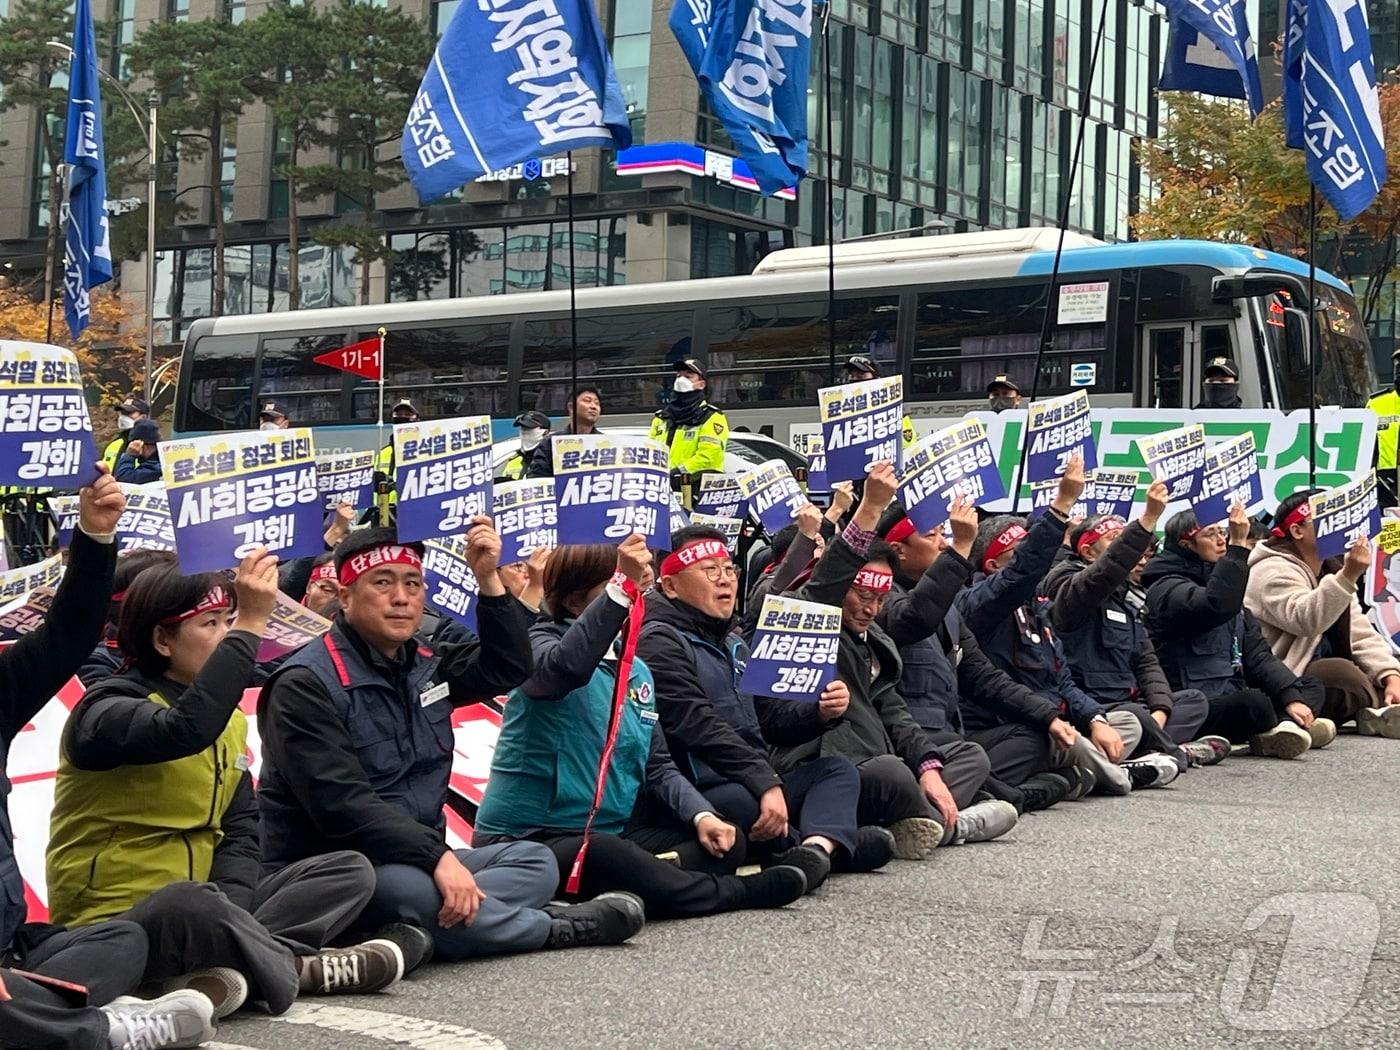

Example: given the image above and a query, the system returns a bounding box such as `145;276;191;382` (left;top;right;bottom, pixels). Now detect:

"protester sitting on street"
1245;493;1400;742
473;535;811;914
958;456;1170;795
257;524;641;962
114;418;163;485
1142;505;1319;759
1040;495;1228;769
77;547;179;687
527;388;603;479
48;553;406;1019
741;501;839;635
876;499;1073;813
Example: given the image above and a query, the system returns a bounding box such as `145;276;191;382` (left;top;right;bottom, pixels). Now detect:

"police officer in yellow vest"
1369;348;1400;503
103;395;150;470
844;355;916;448
649;359;729;477
498;410;550;481
375;398;419;484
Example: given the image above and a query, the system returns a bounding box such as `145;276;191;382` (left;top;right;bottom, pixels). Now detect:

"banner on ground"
1135;424;1206;501
256;594;332;664
394;416;494;543
0;344;99;488
693;474;748;519
553;434;671;548
817;376;904;482
899;419;1005;532
690;511;743;552
738;594;841;701
1025;390;1097;485
424;535;480;634
316;450;377;511
1195;433;1264;528
0;555;63;605
1311;471;1380;560
493;478;557;564
161;429;321;573
738;459;807;536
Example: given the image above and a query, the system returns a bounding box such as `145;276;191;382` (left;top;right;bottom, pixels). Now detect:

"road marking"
267;1002;507;1049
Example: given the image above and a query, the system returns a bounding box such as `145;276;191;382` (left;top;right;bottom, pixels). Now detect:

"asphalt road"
213;732;1400;1049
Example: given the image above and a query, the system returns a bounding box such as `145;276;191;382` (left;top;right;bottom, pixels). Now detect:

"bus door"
1138;321;1236;408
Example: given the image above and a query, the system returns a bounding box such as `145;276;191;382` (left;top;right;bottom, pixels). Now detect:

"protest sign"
52;485;177;552
553;434;671;548
0;555;62;604
817;376;904;482
0;587;54;644
899;419;1006;532
1135;424;1206;501
1085;468;1140;520
1195;433;1264;528
1379;518;1400;556
424;535;480;633
161;429;322;574
690;512;743;552
316;450;376;511
394;416;494;543
1028;479;1087;521
1311;471;1380;560
0;343;99;487
806;437;830;494
48;495;80;548
669;493;691;539
693;474;748;520
493;478;557;564
256;593;331;664
738;594;842;701
738;459;807;536
1025;390;1098;484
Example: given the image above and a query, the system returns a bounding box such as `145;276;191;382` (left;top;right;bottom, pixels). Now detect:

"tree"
1133;90;1400;327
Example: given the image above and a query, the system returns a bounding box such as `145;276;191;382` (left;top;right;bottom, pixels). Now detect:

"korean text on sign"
1028;479;1087;522
0;342;99;488
1084;468;1140;520
737;594;843;701
424;535;480;634
493;478;558;563
738;459;807;536
1135;424;1206;501
1024;389;1098;485
53;485;176;552
1311;471;1380;560
0;555;63;604
693;474;748;520
899;419;1006;532
553;434;672;549
161;428;323;574
316;450;377;511
256;593;332;664
817;376;904;482
690;512;743;553
1194;433;1263;528
394;415;494;544
806;436;830;495
0;587;54;645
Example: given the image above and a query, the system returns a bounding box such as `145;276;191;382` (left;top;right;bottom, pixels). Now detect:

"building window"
224;0;245;23
610;0;650;141
110;0;134;78
220;123;237;222
168;0;188;22
431;0;460;35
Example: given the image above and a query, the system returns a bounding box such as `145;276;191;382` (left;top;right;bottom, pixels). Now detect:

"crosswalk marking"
216;1002;507;1050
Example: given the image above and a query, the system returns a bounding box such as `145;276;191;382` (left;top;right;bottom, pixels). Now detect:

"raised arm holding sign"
394;415;494;543
1134;424;1206;502
898;419;1005;532
0;343;100;488
553;433;671;549
817;376;904;482
1024;390;1098;485
1311;472;1381;560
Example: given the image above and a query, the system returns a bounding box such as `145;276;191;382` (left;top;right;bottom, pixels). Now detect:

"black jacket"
526;427;604;479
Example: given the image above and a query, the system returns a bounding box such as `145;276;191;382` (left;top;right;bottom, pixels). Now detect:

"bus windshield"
1262;286;1375;408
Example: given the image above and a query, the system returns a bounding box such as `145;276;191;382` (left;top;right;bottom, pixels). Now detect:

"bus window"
180;333;255;432
259;334;351;425
349;323;512;420
707;297;898;407
1145;326;1185;408
519;310;695;416
1261;287;1375;408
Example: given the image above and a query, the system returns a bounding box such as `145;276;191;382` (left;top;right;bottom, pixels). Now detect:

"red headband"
1076;517;1126;554
982;523;1028;572
884;517;917;544
660;539;730;578
160;585;230;625
852;567;894;593
308;561;338;587
339;545;423;586
1271;502;1312;539
1179;526;1201;542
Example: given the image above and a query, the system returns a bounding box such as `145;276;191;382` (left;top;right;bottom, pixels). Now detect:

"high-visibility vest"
1369;388;1400;470
648;403;729;474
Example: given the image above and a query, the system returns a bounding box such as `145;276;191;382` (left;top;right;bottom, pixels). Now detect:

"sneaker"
768;844;831;892
1179;735;1231;767
1357;706;1400;739
733;863;808;909
1123;753;1181;789
1060;765;1097;801
1307;717;1337;749
1249;720;1312;759
103;990;216;1050
888;816;944;860
159;968;247;1020
543;891;645;948
1018;772;1071;812
298;939;404;995
832;825;896;873
951;800;1019;845
373;922;435;976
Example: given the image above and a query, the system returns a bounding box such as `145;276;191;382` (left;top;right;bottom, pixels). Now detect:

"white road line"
267;1002;507;1049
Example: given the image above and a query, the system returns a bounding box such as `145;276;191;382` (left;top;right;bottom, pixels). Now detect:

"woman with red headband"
46;551;405;1020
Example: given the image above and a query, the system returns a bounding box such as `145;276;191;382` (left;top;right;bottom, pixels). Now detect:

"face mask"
520;427;546;451
1202;383;1238;407
989;396;1017;411
673;376;697;394
259;421;281;431
118;415;135;431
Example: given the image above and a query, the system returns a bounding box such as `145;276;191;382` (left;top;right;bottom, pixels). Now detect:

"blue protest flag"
402;0;632;205
669;0;816;196
1158;0;1263;117
62;0;113;339
1283;0;1307;148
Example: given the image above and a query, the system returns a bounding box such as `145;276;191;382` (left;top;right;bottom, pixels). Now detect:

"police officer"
369;399;418;527
1196;357;1243;408
844;355;915;448
259;401;292;429
649;358;729;478
986;375;1022;412
1367;348;1400;503
104;396;150;469
499;410;550;481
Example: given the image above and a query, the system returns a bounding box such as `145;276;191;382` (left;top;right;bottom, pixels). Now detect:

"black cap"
844;355;878;377
258;401;289;421
513;410;551;430
118;396;149;415
129;418;160;445
1203;356;1240;380
987;374;1021;393
674;358;707;380
391;398;418;417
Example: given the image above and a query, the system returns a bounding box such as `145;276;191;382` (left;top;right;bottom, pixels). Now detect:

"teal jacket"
474;590;711;838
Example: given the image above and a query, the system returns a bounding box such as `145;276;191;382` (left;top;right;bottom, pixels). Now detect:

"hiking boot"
1307;717;1337;749
1179;735;1231;767
103;990;216;1050
1123;753;1180;789
373;922;435;976
543;891;645;948
1060;765;1097;801
888;817;944;860
159;968;247;1020
832;826;896;874
732;864;808;909
951;800;1019;845
298;939;404;995
1018;772;1071;812
769;844;832;892
1249;720;1312;759
1358;706;1400;739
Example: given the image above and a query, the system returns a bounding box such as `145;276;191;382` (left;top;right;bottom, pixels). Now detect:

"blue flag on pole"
62;0;112;339
669;0;816;196
1282;0;1387;221
1157;0;1263;116
402;0;632;205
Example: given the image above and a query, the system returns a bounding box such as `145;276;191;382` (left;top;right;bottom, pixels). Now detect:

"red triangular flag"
314;336;382;381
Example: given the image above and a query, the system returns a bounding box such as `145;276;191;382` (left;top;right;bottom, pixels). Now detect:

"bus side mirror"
1283;308;1311;373
1212;274;1298;302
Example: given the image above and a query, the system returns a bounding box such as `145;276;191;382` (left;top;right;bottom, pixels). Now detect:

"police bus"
174;227;1376;451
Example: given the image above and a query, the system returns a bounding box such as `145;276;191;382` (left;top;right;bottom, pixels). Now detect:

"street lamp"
47;40;160;403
